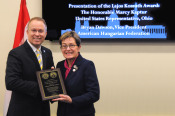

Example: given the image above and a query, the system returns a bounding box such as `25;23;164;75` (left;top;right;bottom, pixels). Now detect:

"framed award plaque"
36;68;66;100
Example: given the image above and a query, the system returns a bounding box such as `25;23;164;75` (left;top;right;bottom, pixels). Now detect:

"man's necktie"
36;49;43;70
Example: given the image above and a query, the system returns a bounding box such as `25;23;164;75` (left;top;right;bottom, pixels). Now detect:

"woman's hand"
52;94;72;103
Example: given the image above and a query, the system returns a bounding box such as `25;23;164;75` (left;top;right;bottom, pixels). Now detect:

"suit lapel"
41;47;46;70
23;41;41;71
65;54;84;82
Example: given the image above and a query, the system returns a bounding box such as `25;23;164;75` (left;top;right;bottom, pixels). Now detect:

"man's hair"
27;17;47;32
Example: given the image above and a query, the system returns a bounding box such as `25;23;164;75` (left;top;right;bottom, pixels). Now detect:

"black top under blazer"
56;54;100;116
5;41;54;116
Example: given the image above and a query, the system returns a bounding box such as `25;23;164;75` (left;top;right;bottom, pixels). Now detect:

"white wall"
1;0;175;116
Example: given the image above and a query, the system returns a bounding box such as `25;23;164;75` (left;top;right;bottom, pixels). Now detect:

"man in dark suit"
5;17;54;116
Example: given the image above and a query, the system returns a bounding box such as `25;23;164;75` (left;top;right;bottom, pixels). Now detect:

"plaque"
36;68;66;100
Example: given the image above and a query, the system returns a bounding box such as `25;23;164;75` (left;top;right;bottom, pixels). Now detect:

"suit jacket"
56;54;100;116
5;41;54;116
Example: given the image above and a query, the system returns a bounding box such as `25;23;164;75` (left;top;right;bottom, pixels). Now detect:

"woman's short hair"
59;31;81;46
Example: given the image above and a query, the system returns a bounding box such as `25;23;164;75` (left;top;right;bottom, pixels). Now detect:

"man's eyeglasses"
61;44;78;49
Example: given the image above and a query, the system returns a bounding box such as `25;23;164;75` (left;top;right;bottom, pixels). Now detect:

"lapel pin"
73;69;76;72
73;65;78;72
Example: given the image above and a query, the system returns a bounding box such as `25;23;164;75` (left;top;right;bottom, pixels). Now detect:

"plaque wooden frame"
36;68;66;100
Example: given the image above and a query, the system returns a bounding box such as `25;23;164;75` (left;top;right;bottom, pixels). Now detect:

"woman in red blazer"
52;31;100;116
